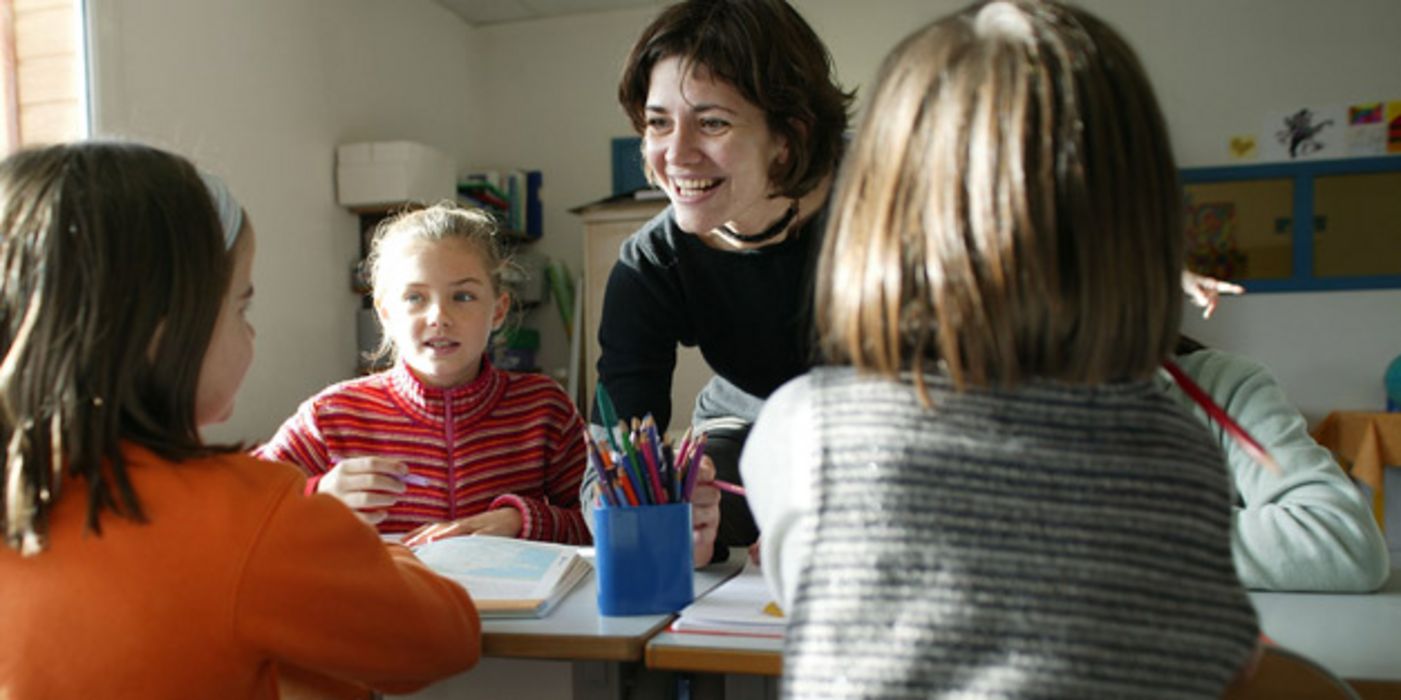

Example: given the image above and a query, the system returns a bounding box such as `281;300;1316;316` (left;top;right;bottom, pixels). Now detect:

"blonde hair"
817;0;1182;399
362;202;510;363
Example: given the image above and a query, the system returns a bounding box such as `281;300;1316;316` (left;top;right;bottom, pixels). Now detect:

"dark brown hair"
817;0;1182;396
0;142;237;554
618;0;853;198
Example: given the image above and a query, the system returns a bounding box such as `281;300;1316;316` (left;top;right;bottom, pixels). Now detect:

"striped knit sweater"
777;368;1258;699
256;359;589;544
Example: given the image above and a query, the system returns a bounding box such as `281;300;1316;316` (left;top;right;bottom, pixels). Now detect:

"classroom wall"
85;0;483;442
85;0;1401;442
472;0;1401;424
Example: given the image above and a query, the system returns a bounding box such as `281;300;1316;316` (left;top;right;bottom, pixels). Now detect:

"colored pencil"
589;382;726;508
712;480;746;497
614;420;650;503
613;453;642;506
681;432;707;501
595;383;622;452
635;424;668;504
1162;358;1281;475
585;440;618;507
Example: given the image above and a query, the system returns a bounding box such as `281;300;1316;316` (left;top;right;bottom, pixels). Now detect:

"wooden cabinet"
576;198;712;433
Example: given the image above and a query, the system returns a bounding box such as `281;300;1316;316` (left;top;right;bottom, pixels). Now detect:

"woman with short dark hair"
585;0;853;566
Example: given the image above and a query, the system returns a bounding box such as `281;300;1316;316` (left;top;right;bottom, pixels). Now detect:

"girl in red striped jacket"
257;203;589;546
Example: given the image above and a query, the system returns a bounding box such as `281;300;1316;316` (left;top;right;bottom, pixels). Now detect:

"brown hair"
817;0;1182;397
363;202;510;363
0;142;239;554
618;0;853;199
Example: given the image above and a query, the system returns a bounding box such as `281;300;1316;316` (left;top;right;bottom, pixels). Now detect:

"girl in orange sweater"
0;142;480;699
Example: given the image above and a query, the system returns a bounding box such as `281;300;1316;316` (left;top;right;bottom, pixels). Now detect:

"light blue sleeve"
1169;350;1390;591
740;375;818;610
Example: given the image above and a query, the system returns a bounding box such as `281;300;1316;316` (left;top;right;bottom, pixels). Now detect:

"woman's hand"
316;457;406;525
690;456;722;568
1182;270;1244;319
402;508;524;548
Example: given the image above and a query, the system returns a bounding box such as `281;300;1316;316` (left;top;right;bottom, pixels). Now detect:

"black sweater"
593;205;827;431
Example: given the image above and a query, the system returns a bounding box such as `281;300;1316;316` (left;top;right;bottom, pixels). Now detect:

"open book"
671;560;785;638
412;535;591;619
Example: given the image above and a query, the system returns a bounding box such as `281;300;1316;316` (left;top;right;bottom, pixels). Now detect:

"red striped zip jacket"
256;359;589;544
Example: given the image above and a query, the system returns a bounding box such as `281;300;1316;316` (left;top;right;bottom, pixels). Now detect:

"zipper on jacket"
444;395;456;520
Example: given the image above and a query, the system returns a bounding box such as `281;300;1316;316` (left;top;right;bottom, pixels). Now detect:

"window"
0;0;87;153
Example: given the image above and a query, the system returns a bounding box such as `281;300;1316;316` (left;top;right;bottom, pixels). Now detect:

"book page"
673;560;785;636
412;535;576;602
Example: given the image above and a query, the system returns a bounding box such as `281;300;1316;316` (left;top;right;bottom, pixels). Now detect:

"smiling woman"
581;0;853;567
639;55;793;243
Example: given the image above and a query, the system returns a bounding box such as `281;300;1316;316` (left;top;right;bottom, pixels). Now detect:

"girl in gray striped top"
741;1;1260;697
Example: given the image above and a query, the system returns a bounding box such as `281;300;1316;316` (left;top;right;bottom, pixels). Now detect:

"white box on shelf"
336;141;454;208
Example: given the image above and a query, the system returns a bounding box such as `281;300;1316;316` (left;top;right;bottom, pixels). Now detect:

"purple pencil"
680;431;708;501
585;438;618;507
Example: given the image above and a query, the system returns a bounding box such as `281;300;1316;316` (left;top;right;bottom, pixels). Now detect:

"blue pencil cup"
594;502;694;616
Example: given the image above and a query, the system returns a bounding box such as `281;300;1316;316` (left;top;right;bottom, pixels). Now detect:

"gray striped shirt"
783;367;1258;699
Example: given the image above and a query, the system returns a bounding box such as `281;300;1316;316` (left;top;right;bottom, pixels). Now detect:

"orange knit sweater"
0;444;480;699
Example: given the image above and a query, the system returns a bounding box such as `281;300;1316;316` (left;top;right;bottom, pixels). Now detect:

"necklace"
714;201;799;246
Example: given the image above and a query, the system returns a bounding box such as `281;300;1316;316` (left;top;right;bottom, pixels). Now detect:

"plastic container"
1386;353;1401;412
593;502;693;616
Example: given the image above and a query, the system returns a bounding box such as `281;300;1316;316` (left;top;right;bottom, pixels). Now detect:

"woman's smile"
643;56;790;237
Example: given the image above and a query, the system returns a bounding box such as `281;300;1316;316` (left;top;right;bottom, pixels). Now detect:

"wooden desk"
1312;411;1401;528
647;631;781;677
645;570;1401;697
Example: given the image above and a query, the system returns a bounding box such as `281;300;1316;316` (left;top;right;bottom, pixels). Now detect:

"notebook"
412;534;591;619
671;560;785;638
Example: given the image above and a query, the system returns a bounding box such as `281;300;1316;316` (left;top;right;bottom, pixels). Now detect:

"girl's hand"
690;456;722;568
316;457;406;525
1182;270;1244;319
401;508;524;548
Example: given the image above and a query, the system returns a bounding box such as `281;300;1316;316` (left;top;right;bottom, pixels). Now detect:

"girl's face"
375;236;509;388
196;225;257;426
643;56;790;237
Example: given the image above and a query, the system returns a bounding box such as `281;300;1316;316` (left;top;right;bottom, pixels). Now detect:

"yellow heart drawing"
1229;136;1257;159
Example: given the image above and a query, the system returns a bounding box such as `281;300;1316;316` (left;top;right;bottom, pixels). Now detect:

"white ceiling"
432;0;663;27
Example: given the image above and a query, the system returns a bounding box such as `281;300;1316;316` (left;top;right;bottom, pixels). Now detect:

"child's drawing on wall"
1185;195;1247;280
1276;108;1334;158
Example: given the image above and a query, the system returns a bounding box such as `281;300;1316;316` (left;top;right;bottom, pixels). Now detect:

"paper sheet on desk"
672;560;785;638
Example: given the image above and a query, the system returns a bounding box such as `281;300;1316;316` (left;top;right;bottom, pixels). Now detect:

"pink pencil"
711;480;747;497
1162;358;1281;475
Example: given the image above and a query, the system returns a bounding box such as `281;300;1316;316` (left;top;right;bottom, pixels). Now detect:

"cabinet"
576;198;712;432
1181;155;1401;292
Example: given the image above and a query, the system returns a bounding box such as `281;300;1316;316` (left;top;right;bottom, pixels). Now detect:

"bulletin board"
1181;155;1401;293
1184;179;1293;281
